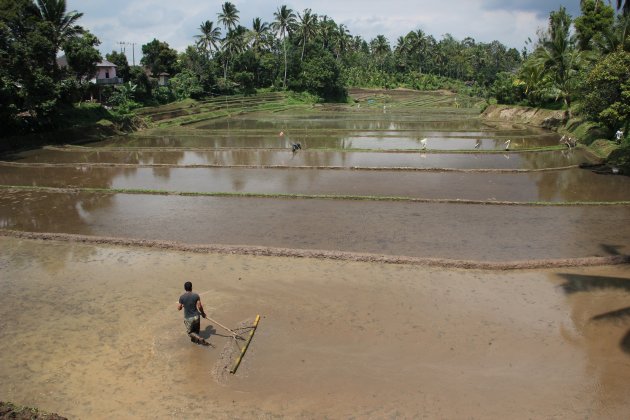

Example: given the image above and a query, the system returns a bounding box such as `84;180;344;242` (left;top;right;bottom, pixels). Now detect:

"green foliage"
232;71;256;94
580;49;630;130
168;70;204;100
127;66;152;102
153;86;174;104
491;72;525;104
574;0;615;50
0;0;60;132
105;50;130;81
108;82;138;108
63;30;101;81
290;47;346;101
140;38;179;76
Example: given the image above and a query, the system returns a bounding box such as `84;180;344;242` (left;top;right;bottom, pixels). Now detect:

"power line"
117;41;137;66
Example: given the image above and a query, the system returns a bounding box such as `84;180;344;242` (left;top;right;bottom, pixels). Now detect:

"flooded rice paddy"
1;165;630;202
1;89;629;418
1;190;629;260
10;147;591;169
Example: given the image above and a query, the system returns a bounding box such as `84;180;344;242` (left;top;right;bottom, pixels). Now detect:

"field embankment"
482;104;567;129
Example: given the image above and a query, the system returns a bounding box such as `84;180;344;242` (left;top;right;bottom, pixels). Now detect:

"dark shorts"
184;316;200;335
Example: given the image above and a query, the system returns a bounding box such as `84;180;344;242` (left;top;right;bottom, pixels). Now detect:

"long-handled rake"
205;315;245;340
204;314;261;374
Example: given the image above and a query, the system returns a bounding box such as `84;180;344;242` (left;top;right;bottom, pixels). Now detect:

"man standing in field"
177;281;209;345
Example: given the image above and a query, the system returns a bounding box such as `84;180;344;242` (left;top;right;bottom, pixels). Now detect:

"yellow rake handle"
230;315;261;374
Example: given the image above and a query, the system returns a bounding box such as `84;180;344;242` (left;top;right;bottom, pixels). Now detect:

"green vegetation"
495;2;629;155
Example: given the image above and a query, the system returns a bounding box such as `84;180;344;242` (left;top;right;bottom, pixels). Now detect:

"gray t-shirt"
179;292;201;318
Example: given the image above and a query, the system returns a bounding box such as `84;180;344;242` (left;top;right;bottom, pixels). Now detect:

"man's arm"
196;297;207;318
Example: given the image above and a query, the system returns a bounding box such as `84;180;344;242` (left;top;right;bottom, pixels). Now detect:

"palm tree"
535;7;583;115
221;25;246;79
217;2;240;32
332;24;350;61
406;29;428;73
394;36;408;70
618;0;629;16
297;8;318;61
248;18;271;55
594;14;630;53
370;35;391;71
272;5;297;88
318;15;335;50
195;20;221;59
35;0;83;52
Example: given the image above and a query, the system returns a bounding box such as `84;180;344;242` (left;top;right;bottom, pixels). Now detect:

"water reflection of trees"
534;168;630;201
0;190;113;236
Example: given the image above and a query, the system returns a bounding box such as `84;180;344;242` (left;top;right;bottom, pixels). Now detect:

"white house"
94;60;123;85
56;56;123;85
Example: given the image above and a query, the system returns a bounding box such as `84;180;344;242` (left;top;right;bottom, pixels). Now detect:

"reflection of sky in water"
89;133;559;150
2;166;630;202
12;149;596;169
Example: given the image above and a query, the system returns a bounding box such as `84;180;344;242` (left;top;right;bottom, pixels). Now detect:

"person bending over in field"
177;281;209;345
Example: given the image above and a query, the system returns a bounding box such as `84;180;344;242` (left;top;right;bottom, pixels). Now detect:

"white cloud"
67;0;575;62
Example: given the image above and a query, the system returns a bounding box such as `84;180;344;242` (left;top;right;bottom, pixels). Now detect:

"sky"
67;0;583;64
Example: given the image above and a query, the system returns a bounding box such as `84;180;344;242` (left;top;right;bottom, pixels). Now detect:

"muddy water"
1;190;629;260
88;134;558;151
1;237;629;418
8;148;594;169
1;166;628;202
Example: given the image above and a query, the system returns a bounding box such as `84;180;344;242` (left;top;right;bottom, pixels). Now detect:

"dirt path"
1;237;629;418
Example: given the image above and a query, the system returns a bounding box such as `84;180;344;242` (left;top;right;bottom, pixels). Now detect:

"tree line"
492;0;629;136
1;0;628;139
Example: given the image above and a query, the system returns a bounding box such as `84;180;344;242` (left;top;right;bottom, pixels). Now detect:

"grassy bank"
0;103;135;154
482;104;629;172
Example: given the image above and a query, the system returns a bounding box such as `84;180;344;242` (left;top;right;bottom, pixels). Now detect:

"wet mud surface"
1;237;629;418
0;165;628;202
1;190;629;261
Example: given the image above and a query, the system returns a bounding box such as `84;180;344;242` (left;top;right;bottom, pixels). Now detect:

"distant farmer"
615;129;624;143
177;281;209;345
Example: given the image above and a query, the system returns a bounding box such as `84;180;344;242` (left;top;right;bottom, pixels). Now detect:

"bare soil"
1;237;629;418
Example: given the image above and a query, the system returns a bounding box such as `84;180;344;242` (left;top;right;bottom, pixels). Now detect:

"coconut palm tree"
332;24;350;61
297;8;318;61
248;18;271;55
221;25;246;79
35;0;83;52
272;5;297;88
594;13;630;53
535;7;583;115
370;35;391;71
318;15;335;50
217;2;240;32
195;20;221;59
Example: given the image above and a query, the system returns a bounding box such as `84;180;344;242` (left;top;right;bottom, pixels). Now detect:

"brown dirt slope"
482;104;567;129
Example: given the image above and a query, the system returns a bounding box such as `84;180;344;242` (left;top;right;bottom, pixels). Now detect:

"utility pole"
117;41;136;66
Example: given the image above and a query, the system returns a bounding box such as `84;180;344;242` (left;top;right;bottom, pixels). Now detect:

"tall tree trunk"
283;40;288;88
564;95;572;119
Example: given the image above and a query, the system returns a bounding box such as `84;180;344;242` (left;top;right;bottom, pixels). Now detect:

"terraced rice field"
1;88;629;261
2;89;630;419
